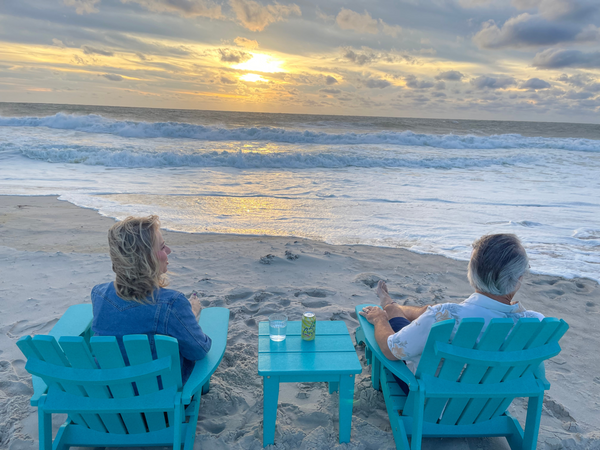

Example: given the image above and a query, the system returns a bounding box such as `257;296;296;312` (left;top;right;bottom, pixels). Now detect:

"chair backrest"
412;317;568;425
17;334;182;434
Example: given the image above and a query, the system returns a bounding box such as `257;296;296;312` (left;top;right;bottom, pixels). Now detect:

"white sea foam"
1;113;600;151
16;144;539;168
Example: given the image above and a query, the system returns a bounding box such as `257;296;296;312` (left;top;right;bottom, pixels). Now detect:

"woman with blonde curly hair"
91;215;211;383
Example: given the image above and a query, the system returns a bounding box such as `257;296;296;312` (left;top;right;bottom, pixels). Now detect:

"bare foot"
377;280;394;308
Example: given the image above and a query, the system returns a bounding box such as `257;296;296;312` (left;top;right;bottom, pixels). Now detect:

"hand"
190;292;202;319
359;306;388;325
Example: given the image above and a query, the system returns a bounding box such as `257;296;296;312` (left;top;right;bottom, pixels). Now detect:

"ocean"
1;102;598;282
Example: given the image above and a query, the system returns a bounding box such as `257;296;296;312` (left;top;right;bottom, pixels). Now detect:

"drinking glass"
269;313;288;341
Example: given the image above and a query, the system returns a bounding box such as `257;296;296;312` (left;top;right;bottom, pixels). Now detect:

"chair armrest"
28;304;94;406
48;304;93;339
182;307;230;403
355;304;418;389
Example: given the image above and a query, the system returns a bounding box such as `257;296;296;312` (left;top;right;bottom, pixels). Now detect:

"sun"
233;53;284;74
240;73;268;82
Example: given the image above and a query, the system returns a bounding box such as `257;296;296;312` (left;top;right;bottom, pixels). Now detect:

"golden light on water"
240;73;268;82
233;53;284;73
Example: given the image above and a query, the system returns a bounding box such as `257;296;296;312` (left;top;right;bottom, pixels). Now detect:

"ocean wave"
17;145;537;169
2;113;600;151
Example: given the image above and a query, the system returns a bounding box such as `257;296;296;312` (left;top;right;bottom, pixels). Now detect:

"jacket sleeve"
167;294;212;361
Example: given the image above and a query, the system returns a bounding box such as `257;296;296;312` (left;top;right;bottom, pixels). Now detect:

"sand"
0;195;598;450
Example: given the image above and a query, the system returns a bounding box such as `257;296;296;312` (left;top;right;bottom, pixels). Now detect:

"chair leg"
183;393;202;450
410;381;425;450
263;376;280;447
505;413;525;450
372;357;381;391
173;400;184;450
522;394;544;450
338;375;355;443
329;382;339;394
202;378;210;395
37;398;53;450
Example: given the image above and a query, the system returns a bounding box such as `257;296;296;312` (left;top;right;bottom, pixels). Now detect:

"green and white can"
301;312;316;341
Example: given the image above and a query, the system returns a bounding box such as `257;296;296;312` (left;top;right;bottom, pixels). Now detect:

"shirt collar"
463;292;521;313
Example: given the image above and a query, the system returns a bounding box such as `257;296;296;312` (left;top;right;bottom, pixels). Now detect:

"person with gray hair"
359;233;543;395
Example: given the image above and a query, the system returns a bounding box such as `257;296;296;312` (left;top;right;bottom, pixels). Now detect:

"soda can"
301;312;316;341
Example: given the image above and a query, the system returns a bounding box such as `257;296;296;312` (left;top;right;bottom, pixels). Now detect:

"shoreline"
1;195;599;450
4;194;597;285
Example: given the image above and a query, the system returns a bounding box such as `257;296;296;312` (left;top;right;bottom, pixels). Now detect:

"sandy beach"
1;195;598;450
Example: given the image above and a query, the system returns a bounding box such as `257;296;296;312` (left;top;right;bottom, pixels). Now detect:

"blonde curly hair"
108;215;168;303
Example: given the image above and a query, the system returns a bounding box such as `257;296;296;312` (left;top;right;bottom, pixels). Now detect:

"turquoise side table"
258;320;362;447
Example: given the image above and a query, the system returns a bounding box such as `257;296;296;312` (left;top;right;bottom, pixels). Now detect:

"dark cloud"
471;75;516;89
82;45;114;56
473;14;599;49
520;78;551;90
434;80;446;90
234;36;258;49
405;75;434;89
431;91;446;98
102;73;123;81
565;90;595;100
319;88;341;94
218;48;251;63
342;48;376;66
362;78;391;89
435;70;464;81
533;48;600;68
325;75;338;85
557;73;592;87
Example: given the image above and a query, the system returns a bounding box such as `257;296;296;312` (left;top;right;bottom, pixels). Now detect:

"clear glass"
269;313;288;341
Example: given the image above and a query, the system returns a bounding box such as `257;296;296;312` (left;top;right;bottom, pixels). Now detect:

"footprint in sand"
225;289;254;304
294;288;335;298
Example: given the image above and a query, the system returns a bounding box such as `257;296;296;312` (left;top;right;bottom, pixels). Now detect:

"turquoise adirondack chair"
17;303;230;450
355;303;568;450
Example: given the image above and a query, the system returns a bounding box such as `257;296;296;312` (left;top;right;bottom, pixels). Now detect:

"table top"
258;321;363;376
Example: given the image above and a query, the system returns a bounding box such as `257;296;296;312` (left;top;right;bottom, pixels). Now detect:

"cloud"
121;0;222;19
557;73;592;87
405;75;435;89
342;48;376;66
434;81;446;90
320;88;341;94
435;70;464;81
315;6;334;22
379;20;402;37
220;75;237;84
335;8;402;37
473;13;599;49
325;75;338;85
512;0;600;21
520;78;551;89
336;9;378;34
533;48;600;68
52;38;66;48
234;37;258;49
362;77;391;89
218;48;251;63
229;0;301;32
64;0;101;15
471;75;516;89
102;73;123;81
431;91;447;98
82;45;114;56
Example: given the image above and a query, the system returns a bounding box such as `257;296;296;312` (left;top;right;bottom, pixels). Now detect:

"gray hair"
467;234;529;296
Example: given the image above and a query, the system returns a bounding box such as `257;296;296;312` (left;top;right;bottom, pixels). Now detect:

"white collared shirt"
387;293;544;374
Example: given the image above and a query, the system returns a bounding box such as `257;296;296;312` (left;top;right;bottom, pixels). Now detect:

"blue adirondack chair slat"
16;304;230;450
354;303;568;450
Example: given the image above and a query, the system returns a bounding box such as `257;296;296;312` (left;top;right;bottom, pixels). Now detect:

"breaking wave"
2;113;600;152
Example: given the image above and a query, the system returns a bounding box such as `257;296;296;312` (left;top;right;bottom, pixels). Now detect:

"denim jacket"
91;282;212;384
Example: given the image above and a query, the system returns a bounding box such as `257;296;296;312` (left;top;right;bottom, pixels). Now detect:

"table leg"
338;374;355;443
263;376;280;447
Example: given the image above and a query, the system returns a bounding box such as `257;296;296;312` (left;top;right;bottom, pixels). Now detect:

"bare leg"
384;303;408;320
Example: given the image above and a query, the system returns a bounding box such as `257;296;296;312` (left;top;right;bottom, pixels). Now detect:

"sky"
1;0;600;122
